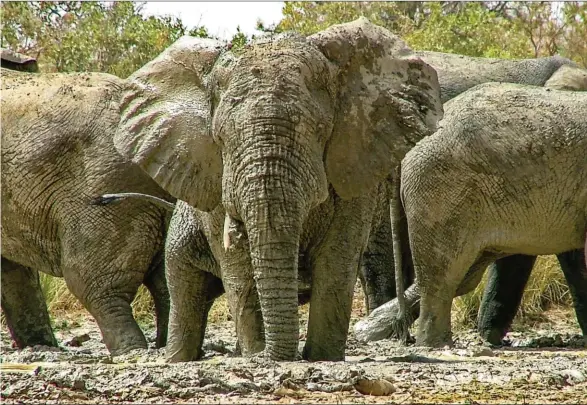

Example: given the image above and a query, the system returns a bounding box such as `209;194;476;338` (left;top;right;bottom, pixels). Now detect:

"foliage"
230;26;249;50
497;2;587;65
275;1;419;36
404;2;531;58
0;1;206;77
275;1;587;65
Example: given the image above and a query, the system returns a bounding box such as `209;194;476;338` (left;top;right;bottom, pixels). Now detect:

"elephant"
357;56;587;344
413;50;579;103
110;17;444;362
93;196;320;356
390;83;587;347
1;48;39;72
1;67;174;356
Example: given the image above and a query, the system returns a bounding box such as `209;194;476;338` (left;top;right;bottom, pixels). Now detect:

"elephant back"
415;51;577;103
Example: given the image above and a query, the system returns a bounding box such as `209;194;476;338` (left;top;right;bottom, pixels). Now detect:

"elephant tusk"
223;212;232;251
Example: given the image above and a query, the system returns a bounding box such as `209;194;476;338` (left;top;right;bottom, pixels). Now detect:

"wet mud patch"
2;308;585;404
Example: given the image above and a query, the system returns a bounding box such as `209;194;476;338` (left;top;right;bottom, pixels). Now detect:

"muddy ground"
2;290;586;404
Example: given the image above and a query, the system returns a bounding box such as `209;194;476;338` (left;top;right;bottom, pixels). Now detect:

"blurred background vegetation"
1;1;584;328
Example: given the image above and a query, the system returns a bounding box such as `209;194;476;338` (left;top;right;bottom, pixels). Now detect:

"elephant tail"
91;193;177;211
389;163;413;343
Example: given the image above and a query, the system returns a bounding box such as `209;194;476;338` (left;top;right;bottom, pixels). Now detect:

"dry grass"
31;255;571;331
452;255;572;329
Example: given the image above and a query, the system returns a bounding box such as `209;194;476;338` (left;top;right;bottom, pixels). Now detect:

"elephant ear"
544;65;587;91
115;36;224;211
309;17;443;200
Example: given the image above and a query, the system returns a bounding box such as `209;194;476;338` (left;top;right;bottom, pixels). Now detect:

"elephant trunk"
231;116;319;360
243;204;303;360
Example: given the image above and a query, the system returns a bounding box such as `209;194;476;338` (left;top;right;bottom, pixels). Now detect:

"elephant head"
114;17;443;360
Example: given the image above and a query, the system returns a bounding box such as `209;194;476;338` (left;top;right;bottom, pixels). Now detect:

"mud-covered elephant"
1;67;174;356
390;83;587;347
414;50;580;103
111;18;443;362
357;54;587;344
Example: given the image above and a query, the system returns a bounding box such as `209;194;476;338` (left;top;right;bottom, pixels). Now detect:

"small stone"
64;334;90;347
354;378;396;396
471;348;495;357
561;369;586;385
72;379;86;390
306;383;320;391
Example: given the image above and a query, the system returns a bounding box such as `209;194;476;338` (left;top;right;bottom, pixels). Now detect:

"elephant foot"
235;339;265;357
302;342;345;362
166;343;203;363
415;328;453;348
8;328;58;350
478;327;507;346
248;349;302;363
108;340;148;358
97;322;148;357
416;336;453;348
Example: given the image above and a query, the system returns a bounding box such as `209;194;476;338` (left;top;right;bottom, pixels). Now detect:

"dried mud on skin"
2;308;586;404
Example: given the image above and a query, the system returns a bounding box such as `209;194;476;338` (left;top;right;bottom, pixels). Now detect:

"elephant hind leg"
143;255;170;349
62;267;147;356
477;255;536;345
0;257;57;348
416;243;485;348
558;249;587;336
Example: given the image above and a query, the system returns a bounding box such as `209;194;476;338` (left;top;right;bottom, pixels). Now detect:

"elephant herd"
2;18;586;362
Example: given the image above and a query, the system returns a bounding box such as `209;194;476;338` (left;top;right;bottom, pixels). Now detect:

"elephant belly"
483;216;585;257
1;223;62;277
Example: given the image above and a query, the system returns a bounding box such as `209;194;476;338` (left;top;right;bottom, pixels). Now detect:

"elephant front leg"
166;267;223;362
221;257;265;357
144;255;171;349
477;255;536;345
164;212;226;362
0;258;58;348
303;195;375;361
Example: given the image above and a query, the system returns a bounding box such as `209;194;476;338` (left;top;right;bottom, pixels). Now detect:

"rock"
64;334;90;347
354;378;396;396
560;369;586;385
553;334;564;347
273;387;303;398
72;379;86;390
471;348;495;357
203;340;232;354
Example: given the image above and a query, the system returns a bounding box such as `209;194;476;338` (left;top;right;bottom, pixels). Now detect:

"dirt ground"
2;289;586;404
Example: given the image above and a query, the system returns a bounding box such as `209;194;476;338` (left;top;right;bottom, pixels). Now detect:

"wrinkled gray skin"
112;18;443;361
415;51;579;103
1;69;174;356
395;83;587;347
357;57;587;343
